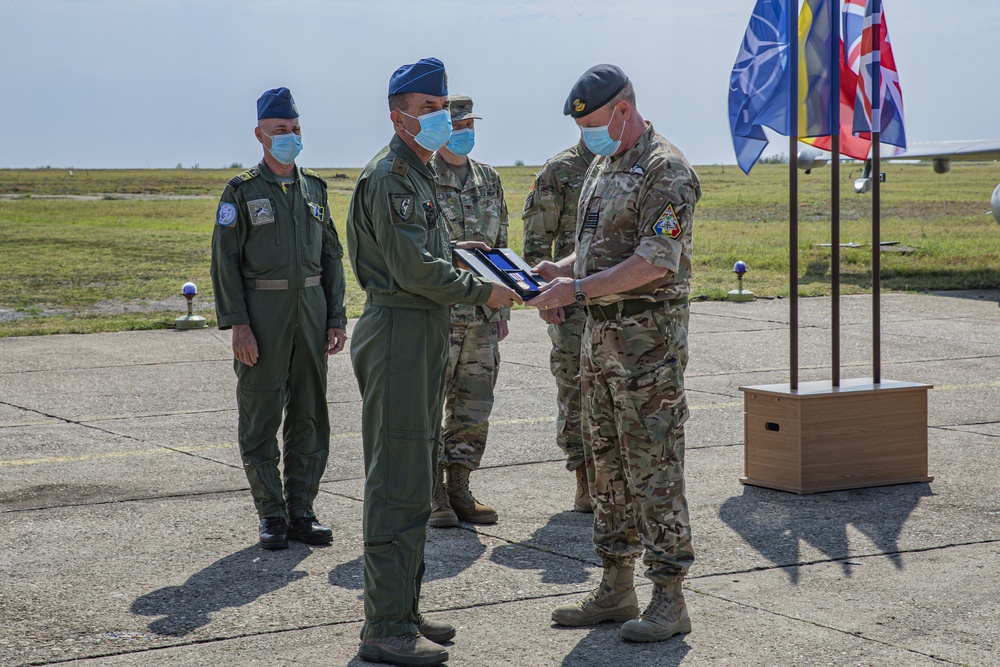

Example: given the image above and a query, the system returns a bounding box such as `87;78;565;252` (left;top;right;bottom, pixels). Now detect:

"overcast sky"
2;0;998;169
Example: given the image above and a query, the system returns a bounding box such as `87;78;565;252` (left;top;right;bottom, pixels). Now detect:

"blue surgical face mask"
581;107;626;157
403;109;452;152
446;128;475;156
262;129;303;165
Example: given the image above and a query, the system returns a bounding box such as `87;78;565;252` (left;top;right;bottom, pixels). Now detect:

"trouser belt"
586;297;688;322
245;276;322;290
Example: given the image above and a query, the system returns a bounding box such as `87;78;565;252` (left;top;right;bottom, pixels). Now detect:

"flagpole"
830;0;841;387
789;0;799;391
871;0;882;384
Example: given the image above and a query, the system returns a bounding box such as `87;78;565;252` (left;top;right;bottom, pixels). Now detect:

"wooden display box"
739;378;933;494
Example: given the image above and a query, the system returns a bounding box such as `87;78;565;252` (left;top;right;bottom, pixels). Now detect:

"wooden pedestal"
739;378;933;494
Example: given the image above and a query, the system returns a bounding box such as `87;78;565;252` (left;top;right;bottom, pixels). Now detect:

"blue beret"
388;57;448;97
564;64;629;118
257;87;299;120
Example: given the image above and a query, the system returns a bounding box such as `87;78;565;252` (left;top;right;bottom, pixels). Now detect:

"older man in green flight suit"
211;87;348;551
347;59;520;666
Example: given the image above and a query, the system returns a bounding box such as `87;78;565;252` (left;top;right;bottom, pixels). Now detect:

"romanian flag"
799;0;873;160
797;0;836;139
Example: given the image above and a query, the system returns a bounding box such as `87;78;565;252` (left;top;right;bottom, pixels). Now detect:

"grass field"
1;161;998;337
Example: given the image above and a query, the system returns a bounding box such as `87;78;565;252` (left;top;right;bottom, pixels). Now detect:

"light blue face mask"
404;109;453;152
581;107;626;157
446;128;475;156
262;130;303;165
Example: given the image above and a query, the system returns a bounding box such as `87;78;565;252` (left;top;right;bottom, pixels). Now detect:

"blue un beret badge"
217;202;237;227
652;204;682;239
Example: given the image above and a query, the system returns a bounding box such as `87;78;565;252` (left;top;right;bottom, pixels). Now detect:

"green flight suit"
347;134;493;639
210;160;347;521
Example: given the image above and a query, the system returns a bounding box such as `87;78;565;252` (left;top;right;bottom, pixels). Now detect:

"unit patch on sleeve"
390;194;413;223
247;198;275;226
652;204;682;239
217;202;237;227
308;202;325;221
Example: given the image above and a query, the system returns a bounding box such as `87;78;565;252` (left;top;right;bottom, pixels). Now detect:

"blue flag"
729;0;793;174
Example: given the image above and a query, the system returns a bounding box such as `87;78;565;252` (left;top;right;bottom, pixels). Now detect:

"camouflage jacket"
433;153;510;324
574;123;701;305
521;139;595;266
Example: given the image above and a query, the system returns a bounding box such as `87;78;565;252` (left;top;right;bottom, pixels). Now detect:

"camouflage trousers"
441;320;500;470
547;304;587;471
581;302;693;584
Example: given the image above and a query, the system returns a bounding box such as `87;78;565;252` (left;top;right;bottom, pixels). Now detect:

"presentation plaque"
453;248;547;300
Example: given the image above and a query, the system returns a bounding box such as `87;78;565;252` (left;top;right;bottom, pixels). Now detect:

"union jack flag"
849;0;907;149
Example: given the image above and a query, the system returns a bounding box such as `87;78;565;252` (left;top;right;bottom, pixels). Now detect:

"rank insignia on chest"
308;202;325;221
247;198;275;226
652;204;682;239
423;199;437;228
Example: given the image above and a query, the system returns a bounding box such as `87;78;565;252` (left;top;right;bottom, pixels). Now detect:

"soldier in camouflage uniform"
522;140;596;513
429;95;509;528
530;65;701;644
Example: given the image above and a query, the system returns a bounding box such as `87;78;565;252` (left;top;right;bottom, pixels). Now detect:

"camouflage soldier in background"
522;140;596;513
429;95;509;528
530;64;701;644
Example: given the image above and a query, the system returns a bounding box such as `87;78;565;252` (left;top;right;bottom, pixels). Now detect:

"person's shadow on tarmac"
328;525;488;592
720;482;934;584
489;510;596;585
560;626;691;666
131;544;311;636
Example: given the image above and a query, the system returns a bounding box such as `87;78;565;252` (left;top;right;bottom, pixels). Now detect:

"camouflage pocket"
621;354;688;445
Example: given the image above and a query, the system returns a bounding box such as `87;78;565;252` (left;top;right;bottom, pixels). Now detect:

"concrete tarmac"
1;291;998;667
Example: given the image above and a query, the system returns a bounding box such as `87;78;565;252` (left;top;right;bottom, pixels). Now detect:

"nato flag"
729;0;793;174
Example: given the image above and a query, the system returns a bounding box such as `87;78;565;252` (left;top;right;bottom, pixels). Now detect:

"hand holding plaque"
453;247;548;301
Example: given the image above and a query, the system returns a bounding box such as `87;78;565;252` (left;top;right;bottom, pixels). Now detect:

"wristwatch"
573;279;587;304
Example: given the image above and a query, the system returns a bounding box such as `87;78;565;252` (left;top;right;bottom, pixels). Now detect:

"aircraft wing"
888;140;1000;162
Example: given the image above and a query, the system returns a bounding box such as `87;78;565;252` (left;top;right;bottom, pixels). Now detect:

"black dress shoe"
259;517;288;550
288;517;333;545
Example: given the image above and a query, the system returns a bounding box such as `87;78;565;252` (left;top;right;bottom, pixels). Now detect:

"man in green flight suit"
430;94;510;528
347;59;520;666
522;139;596;514
210;87;348;551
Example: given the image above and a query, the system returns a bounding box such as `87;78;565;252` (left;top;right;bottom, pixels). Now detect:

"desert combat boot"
620;580;692;642
551;561;640;626
428;464;459;528
574;466;593;513
446;464;498;524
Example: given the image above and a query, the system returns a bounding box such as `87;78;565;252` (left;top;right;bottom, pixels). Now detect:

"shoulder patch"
652;204;682;239
300;167;327;187
390;157;410;178
216;202;237;227
228;167;259;190
390;194;414;223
